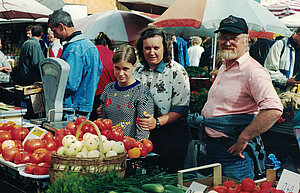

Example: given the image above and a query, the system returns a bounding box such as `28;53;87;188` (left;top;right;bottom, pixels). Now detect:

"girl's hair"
94;32;113;51
135;26;171;65
112;45;136;65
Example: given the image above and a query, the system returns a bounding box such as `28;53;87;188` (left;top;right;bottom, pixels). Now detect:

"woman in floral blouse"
98;45;154;140
134;27;192;173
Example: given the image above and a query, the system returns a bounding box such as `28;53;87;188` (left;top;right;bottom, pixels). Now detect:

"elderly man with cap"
200;15;283;180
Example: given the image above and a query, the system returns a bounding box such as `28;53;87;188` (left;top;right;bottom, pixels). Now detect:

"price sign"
276;169;300;193
186;181;207;193
22;126;48;146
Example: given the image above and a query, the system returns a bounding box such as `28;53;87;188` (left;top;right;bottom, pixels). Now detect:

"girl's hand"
96;106;103;118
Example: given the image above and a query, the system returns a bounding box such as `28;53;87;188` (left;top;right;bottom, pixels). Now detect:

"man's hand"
0;66;11;72
227;138;248;158
136;114;156;131
287;77;300;86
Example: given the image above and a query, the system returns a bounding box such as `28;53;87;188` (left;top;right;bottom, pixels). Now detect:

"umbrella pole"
212;33;218;79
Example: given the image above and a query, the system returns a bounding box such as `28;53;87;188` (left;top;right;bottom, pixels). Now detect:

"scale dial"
42;63;59;77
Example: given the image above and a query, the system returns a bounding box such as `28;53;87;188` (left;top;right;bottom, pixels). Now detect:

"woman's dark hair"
135;26;171;65
112;45;136;66
94;32;113;51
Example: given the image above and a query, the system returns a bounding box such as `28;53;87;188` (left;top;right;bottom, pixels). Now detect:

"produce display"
0;117;154;178
210;178;284;193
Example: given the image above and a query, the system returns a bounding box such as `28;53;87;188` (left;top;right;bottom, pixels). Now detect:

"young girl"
98;46;154;140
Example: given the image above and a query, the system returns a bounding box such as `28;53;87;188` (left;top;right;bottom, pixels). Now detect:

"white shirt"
188;45;204;67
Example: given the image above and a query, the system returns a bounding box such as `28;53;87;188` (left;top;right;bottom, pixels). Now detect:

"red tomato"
134;141;144;148
66;122;77;135
33;162;49;175
54;134;64;147
24;163;37;174
237;184;243;192
261;189;270;193
124;136;136;146
0;131;12;143
24;139;45;153
102;119;113;130
139;146;148;157
55;129;65;137
1;123;14;131
30;148;48;164
75;116;86;126
212;185;228;193
141;139;153;153
45;151;53;164
101;129;112;140
223;180;236;188
122;138;133;151
274;190;284;193
14;150;31;164
260;181;273;190
93;119;106;131
42;132;54;141
111;128;124;141
253;186;261;193
0;142;2;154
241;178;255;192
2;146;20;161
77;130;84;141
268;187;277;193
227;186;238;193
11;127;29;141
44;140;57;151
81;123;94;134
13;140;23;150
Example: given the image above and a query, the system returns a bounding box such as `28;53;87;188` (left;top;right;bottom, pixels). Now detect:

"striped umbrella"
153;0;292;39
264;0;300;19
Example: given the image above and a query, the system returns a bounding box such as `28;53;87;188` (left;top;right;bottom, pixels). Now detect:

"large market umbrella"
74;10;154;45
263;0;300;19
280;12;300;28
153;0;292;39
0;0;52;20
118;0;176;15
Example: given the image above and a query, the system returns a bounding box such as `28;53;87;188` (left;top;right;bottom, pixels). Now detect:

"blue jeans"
206;141;255;181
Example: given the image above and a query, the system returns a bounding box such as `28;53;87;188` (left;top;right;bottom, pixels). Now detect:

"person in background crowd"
0;38;12;86
199;37;214;70
249;38;275;66
171;35;190;67
264;27;300;92
134;27;192;173
200;15;283;181
47;28;62;58
14;25;45;86
97;46;154;140
48;9;102;121
188;36;205;67
25;25;33;39
90;32;116;121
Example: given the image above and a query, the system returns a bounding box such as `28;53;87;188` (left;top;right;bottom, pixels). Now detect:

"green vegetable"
127;187;145;193
162;190;173;193
141;184;164;193
163;185;185;193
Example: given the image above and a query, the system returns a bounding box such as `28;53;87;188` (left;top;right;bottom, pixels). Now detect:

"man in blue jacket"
48;10;102;121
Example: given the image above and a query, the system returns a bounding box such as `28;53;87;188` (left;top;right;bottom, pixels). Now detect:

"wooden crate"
14;83;43;96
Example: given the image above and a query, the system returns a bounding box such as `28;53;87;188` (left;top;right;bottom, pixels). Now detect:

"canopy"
264;0;300;18
154;0;292;39
0;0;52;20
118;0;176;15
280;12;300;28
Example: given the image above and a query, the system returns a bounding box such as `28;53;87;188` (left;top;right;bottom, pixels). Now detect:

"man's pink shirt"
201;52;283;137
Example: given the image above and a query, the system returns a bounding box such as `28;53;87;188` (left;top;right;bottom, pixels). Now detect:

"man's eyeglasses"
218;35;241;43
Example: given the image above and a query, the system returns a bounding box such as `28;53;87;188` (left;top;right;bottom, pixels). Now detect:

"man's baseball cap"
214;15;248;34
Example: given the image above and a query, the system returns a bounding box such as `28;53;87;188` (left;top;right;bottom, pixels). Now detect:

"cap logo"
223;16;238;24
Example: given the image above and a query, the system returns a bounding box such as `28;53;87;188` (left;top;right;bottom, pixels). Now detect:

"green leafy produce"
185;66;209;78
46;171;188;193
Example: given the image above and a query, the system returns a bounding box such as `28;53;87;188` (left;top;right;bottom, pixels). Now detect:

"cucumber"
164;185;185;193
127;187;146;193
141;183;164;193
163;190;173;193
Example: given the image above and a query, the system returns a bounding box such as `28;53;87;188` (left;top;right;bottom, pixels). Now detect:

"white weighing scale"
37;58;72;131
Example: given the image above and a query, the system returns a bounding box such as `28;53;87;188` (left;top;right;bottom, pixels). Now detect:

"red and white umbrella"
118;0;176;15
0;0;52;20
264;0;300;19
74;10;154;45
154;0;292;39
